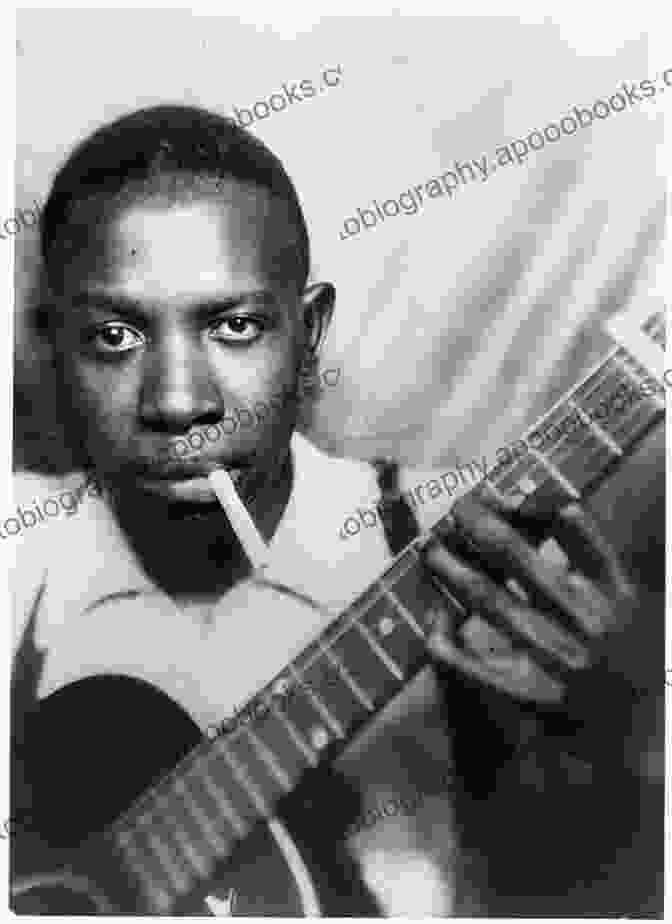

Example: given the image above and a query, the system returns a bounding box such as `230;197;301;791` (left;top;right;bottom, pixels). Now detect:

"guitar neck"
89;311;666;912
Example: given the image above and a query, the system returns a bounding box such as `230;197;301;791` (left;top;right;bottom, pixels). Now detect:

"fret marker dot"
377;616;396;637
310;726;330;751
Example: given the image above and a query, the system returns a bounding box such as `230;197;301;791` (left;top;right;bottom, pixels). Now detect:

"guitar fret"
382;545;460;633
490;326;664;517
572;347;625;407
114;829;162;904
485;462;525;503
271;704;320;766
382;587;425;639
567;399;623;457
251;707;315;782
483;472;527;508
321;643;375;711
487;440;584;517
134;809;193;895
153;788;211;880
183;766;245;850
205;739;269;824
244;725;293;792
288;640;375;736
142;823;192;896
615;353;666;410
115;828;173;913
287;663;346;738
291;640;374;732
173;777;231;859
579;355;645;413
536;351;646;454
150;832;191;897
352;618;405;681
170;818;210;879
200;767;248;837
523;351;621;454
225;726;290;808
549;428;620;493
530;398;621;486
216;740;271;817
583;380;663;446
274;681;335;753
122;817;181;897
527;447;581;500
489;455;536;496
324;620;403;705
350;586;429;679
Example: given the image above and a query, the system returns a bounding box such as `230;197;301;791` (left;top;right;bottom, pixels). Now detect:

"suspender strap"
372;457;420;556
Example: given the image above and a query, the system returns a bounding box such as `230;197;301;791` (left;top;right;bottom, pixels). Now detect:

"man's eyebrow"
68;293;147;322
69;290;277;319
191;291;279;317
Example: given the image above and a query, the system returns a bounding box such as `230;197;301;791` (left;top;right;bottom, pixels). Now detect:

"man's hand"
422;489;639;711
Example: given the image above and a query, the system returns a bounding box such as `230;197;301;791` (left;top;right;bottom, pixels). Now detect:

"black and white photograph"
5;6;668;916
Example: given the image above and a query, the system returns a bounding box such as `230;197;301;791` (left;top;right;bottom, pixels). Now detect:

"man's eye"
91;324;144;353
210;317;264;344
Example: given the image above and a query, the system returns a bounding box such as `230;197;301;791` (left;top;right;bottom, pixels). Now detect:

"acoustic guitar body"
12;675;326;915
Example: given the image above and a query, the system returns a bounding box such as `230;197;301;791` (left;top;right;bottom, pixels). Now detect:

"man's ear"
300;282;335;354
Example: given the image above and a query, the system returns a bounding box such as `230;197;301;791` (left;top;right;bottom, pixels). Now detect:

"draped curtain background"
14;11;665;473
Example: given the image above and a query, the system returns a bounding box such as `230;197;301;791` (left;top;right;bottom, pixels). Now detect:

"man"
11;104;661;914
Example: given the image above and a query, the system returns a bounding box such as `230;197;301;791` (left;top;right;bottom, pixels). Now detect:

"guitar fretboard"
91;314;666;913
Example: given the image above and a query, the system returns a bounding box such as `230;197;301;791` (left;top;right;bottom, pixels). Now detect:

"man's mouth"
137;459;246;480
135;462;250;502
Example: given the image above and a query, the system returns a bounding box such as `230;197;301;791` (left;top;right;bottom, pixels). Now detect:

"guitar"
11;307;666;915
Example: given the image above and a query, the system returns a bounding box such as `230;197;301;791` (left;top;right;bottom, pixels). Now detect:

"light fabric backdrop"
14;10;665;473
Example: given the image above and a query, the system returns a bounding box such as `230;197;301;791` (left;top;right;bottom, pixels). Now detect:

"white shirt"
10;432;482;914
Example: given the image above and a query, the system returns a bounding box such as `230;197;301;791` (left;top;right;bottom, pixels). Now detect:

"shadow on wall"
13;208;79;474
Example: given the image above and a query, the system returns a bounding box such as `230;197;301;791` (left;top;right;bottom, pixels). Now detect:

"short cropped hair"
40;104;310;292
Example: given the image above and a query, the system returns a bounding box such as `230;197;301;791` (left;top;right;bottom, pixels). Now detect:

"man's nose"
139;336;222;431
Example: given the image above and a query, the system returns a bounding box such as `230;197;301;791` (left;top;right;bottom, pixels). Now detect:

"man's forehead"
112;201;265;293
61;187;299;300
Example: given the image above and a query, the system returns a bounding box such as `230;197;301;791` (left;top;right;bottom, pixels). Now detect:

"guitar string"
106;322;664;901
112;383;663;902
115;364;663;891
501;350;663;497
485;343;662;496
112;342;653;832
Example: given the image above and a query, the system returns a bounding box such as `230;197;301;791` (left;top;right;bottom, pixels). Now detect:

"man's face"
52;180;328;510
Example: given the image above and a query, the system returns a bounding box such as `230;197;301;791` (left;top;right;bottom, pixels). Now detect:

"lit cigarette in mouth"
208;469;270;570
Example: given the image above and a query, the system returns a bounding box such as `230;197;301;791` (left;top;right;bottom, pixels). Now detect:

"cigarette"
209;469;270;570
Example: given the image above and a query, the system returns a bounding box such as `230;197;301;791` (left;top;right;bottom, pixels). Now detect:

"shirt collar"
41;431;385;624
